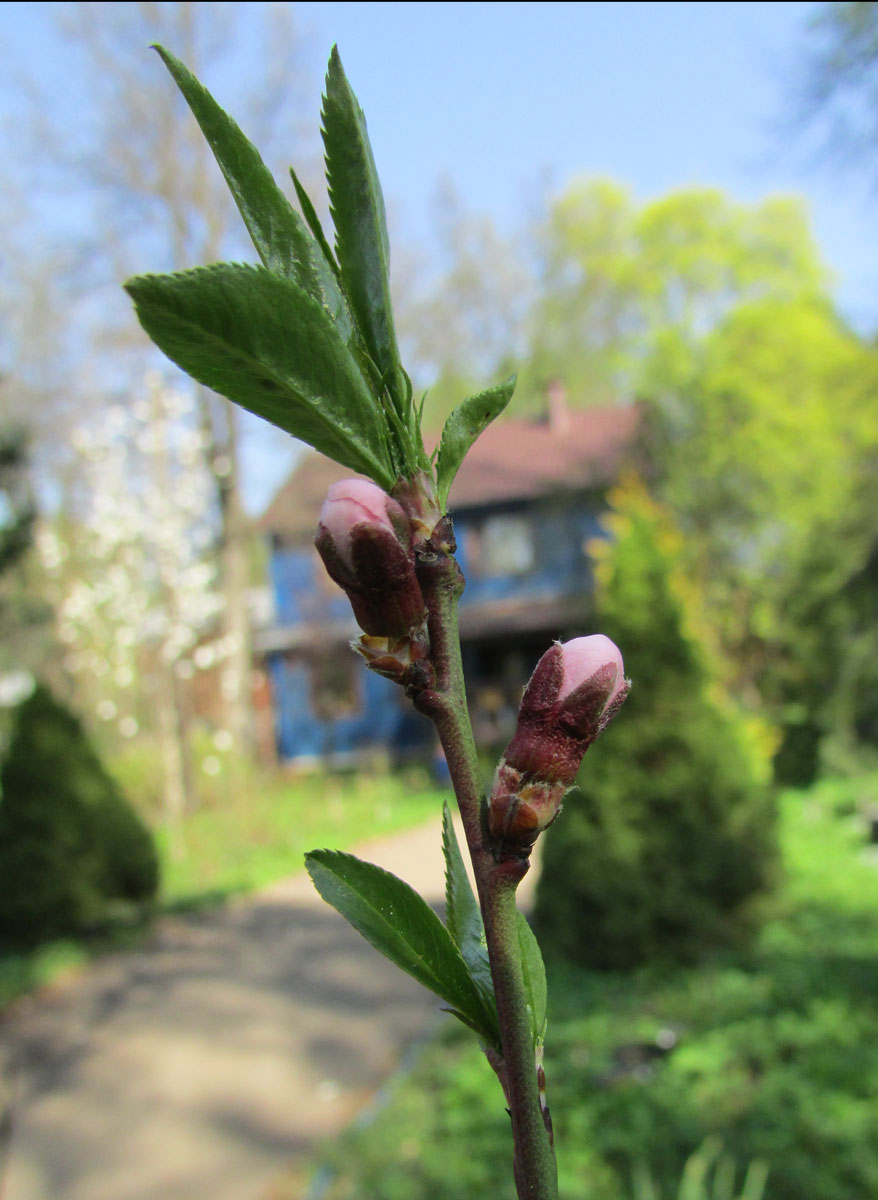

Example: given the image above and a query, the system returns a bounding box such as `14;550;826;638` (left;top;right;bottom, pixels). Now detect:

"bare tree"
15;2;317;753
394;178;531;431
39;375;224;850
791;1;878;186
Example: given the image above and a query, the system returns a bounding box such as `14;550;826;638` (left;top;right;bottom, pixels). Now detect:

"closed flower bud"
488;635;628;857
315;480;428;638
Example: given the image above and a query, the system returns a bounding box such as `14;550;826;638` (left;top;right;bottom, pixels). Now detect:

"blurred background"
1;3;877;1199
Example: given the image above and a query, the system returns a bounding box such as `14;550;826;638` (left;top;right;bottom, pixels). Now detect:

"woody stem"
414;529;558;1200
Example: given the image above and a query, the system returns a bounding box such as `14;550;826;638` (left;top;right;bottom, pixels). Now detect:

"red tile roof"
446;403;640;507
261;403;640;541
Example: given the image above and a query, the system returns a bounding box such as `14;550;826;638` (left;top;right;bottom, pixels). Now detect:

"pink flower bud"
315;480;428;638
318;481;402;572
555;634;625;708
488;635;629;859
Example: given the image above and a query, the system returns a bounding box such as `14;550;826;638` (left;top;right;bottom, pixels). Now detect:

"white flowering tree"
38;371;228;847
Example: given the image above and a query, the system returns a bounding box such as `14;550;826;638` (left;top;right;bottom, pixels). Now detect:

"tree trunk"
154;656;189;859
216;396;253;752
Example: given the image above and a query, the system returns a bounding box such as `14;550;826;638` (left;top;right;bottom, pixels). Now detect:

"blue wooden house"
255;397;639;766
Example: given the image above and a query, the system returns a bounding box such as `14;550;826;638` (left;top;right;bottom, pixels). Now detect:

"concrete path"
0;816;537;1200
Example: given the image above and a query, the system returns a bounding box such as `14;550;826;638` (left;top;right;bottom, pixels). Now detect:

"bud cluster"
314;482;629;865
488;635;628;860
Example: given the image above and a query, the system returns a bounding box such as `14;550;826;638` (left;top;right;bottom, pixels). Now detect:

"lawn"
309;775;878;1200
155;764;445;906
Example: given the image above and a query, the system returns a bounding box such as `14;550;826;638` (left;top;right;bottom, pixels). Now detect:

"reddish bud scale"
354;633;433;691
487;762;567;855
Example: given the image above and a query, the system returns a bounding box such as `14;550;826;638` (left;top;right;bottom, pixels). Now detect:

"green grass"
0;764;446;1008
156;765;444;906
309;775;878;1200
0;940;91;1006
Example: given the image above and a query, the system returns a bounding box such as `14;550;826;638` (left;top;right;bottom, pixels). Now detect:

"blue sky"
294;1;876;324
2;1;876;510
3;0;875;320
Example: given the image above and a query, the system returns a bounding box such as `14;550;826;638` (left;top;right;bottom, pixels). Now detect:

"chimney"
545;377;570;435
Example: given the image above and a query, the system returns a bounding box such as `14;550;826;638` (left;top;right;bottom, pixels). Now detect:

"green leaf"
321;47;407;414
435;375;517;509
153;45;353;341
740;1158;770;1200
306;849;501;1050
441;803;495;1004
516;909;548;1048
289;166;342;284
125;263;396;488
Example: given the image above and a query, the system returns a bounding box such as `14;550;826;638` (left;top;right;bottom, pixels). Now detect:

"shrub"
534;481;776;968
0;684;158;946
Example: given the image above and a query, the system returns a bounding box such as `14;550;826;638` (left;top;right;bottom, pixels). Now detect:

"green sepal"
124;263;396;488
441;802;495;1004
516;909;548;1049
321;47;408;419
152;45;353;341
305;849;501;1051
435;375;517;510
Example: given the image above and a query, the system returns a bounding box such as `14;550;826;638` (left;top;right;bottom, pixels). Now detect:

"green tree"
0;427;34;578
520;181;824;412
0;405;52;689
646;296;878;777
0;684;159;947
533;481;776;968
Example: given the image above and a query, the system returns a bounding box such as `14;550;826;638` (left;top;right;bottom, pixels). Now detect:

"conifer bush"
534;482;776;968
0;685;159;947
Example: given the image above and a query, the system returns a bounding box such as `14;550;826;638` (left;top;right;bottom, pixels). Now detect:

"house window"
472;514;535;577
310;650;359;720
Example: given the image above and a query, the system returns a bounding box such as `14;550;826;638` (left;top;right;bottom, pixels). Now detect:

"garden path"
0;814;537;1200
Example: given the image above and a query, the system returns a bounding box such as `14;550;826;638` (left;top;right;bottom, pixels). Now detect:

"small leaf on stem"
516;910;548;1048
442;802;495;1004
436;375;516;509
305;849;501;1049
